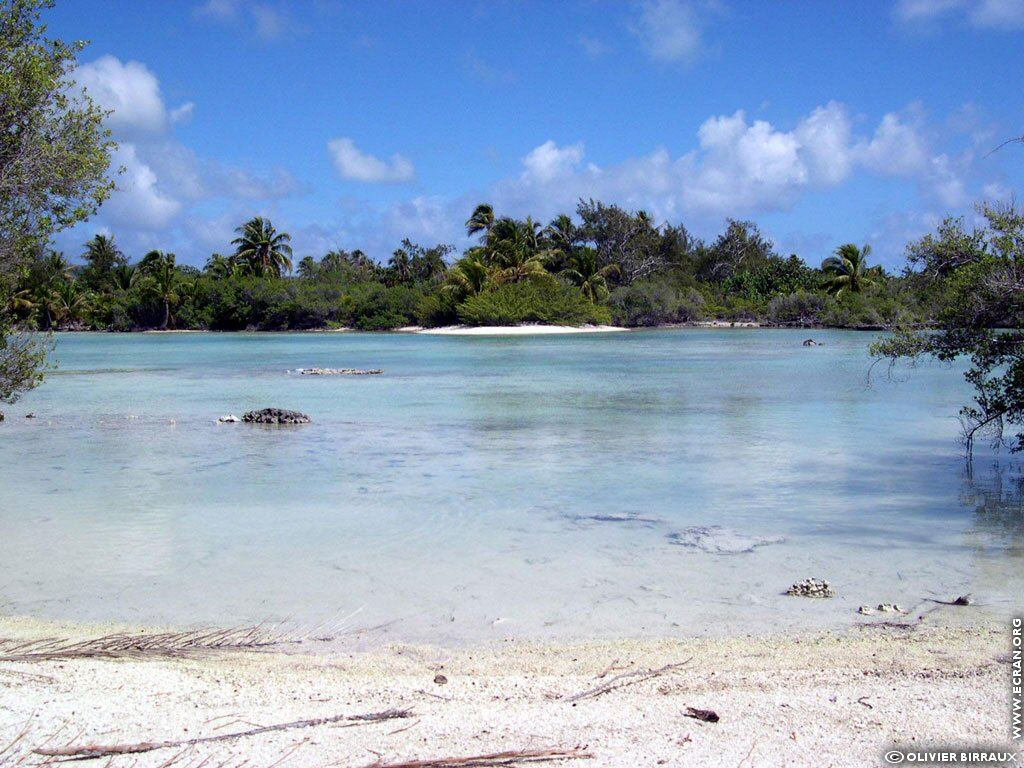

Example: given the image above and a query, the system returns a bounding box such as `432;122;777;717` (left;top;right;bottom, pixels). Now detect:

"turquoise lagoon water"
0;329;1021;644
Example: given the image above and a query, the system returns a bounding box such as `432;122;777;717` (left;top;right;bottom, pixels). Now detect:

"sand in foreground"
0;620;1014;767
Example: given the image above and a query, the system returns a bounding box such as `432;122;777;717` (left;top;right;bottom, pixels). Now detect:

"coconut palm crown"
821;243;874;295
231;216;293;277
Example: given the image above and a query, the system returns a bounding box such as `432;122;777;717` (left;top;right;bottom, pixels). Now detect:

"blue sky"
46;0;1024;270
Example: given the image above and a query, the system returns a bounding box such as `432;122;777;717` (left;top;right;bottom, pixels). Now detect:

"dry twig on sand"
564;659;692;703
357;747;592;768
0;626;283;662
33;709;413;760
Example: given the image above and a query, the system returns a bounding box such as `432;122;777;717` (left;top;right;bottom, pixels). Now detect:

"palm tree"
822;244;874;295
388;247;412;284
81;234;125;290
465;203;494;242
231;216;293;277
485;217;550;284
542;214;578;271
139;251;180;329
204;253;235;279
41;251;73;283
50;279;90;327
297;256;319;279
562;247;620;302
5;288;35;315
110;263;136;292
443;254;491;301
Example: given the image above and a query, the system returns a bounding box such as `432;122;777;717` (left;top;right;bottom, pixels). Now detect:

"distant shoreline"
412;324;627;335
51;321;886;335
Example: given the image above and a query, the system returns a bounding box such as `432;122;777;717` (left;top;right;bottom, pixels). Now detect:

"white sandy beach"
414;325;627;335
0;616;1014;767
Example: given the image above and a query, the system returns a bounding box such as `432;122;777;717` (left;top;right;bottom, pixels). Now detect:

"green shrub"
457;280;611;326
416;292;459;327
609;282;704;326
767;291;827;326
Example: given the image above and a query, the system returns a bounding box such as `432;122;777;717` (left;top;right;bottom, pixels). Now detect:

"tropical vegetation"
5;197;946;335
0;0;116;408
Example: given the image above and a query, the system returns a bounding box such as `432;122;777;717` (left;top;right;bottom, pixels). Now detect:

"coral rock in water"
786;578;834;598
242;408;311;425
668;525;785;554
296;368;383;375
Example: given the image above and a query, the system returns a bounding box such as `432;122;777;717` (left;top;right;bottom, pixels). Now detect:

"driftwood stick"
565;659;692;703
34;709;413;760
358;746;592;768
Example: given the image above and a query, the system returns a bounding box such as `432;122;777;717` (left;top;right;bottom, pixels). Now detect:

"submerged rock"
786;578;834;598
242;408;311;425
858;603;904;615
572;512;662;526
217;414;241;423
667;525;784;554
296;368;383;375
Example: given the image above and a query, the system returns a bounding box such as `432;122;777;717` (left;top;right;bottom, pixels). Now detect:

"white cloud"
169;102;195;125
793;101;854;186
854;111;930;176
327;138;415;184
485;102;983;228
521;140;585;183
104;144;183;230
895;0;1024;28
927;153;971;207
66;55;301;264
76;56;169;136
633;0;703;63
688;111;808;211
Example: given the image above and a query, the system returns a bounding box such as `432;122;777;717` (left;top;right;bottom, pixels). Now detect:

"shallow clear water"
0;329;1021;643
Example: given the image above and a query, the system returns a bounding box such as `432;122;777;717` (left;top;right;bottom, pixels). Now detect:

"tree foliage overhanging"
872;202;1024;455
0;0;116;405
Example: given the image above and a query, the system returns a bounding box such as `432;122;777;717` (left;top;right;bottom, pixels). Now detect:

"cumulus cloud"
895;0;1024;28
65;55;300;264
521;141;586;183
633;0;704;63
328;138;416;184
76;56;171;136
485;102;981;228
854;111;930;176
104;144;182;230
